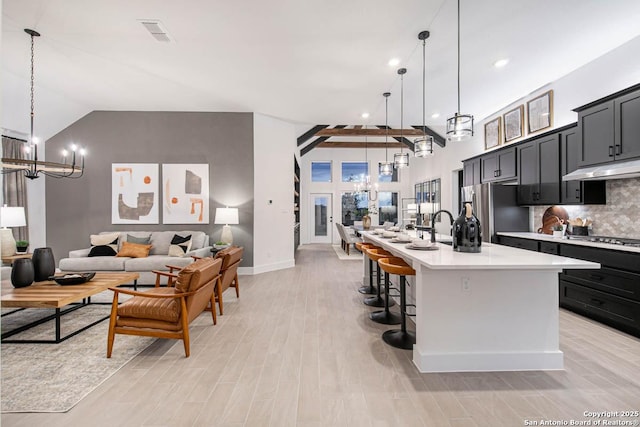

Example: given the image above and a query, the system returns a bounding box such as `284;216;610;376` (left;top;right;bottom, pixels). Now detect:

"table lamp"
1;205;27;257
214;207;239;244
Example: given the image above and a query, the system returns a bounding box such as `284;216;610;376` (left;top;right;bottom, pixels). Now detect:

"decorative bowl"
49;272;96;286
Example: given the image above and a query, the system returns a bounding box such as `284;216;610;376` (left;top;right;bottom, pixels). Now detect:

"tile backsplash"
532;177;640;239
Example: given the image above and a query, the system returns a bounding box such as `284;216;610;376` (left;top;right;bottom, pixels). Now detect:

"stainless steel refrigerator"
461;183;529;243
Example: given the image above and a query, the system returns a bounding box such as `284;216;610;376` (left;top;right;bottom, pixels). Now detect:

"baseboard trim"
412;349;563;373
238;259;295;275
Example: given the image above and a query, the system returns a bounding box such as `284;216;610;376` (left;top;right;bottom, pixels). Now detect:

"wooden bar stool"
362;248;394;308
377;257;416;349
369;256;402;325
355;242;380;295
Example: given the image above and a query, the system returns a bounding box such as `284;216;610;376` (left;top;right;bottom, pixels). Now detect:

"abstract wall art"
162;164;209;224
112;163;159;224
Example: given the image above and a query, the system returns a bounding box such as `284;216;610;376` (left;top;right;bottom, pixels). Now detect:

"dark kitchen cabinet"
480;146;516;183
517;133;559;205
496;235;539;251
576;85;640;167
560;127;606;204
614;89;640;161
462;158;480;186
559;243;640;338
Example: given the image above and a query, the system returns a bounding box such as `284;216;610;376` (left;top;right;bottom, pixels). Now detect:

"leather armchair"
107;256;222;358
213;246;243;315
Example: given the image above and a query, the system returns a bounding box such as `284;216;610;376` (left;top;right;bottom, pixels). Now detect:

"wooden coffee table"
1;272;139;343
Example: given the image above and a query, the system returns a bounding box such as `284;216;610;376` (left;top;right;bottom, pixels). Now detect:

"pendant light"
446;0;474;141
379;92;394;176
414;30;435;157
394;68;409;168
1;29;87;179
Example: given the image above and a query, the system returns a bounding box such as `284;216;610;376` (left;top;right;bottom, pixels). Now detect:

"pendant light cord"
384;94;389;161
457;0;461;114
29;32;37;163
422;37;426;133
400;71;404;154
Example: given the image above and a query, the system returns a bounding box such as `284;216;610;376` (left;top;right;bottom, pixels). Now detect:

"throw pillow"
168;234;192;257
88;232;120;257
127;234;151;245
117;241;152;258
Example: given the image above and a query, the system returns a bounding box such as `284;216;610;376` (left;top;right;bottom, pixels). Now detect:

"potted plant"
15;240;29;253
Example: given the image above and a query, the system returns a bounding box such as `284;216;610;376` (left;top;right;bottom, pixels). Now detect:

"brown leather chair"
107;257;222;358
213;246;243;315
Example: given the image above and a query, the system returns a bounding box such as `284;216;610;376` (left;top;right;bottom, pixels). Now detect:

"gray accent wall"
45;111;254;266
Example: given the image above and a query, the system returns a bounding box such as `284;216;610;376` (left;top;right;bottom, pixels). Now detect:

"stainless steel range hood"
562;159;640;181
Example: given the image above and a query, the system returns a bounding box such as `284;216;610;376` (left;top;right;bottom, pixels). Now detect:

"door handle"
615;144;621;155
575;188;580;199
609;146;614;157
589;298;604;306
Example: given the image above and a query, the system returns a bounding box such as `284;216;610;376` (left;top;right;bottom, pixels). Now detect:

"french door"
309;193;333;243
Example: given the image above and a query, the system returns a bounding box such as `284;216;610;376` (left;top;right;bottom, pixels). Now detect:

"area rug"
332;244;363;260
1;294;156;413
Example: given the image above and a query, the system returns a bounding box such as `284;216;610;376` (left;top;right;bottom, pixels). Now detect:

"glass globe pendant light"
394;68;409;168
414;30;435;157
446;0;474;141
379;92;394;176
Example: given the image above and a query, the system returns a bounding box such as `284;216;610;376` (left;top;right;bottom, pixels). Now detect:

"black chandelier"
1;29;86;179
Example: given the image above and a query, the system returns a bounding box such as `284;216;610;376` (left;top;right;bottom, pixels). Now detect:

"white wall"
253;113;296;273
300;146;413;245
409;35;640;227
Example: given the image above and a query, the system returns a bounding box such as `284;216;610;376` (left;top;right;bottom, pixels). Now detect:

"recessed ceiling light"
388;58;400;67
431;113;440;119
494;58;509;68
361;112;370;119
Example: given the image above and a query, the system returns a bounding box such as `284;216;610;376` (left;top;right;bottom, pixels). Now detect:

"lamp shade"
214;207;239;225
1;206;26;227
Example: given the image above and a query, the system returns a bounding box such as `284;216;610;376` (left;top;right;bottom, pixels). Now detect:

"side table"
1;253;32;266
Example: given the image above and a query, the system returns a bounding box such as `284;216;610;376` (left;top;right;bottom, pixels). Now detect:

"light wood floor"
3;244;640;426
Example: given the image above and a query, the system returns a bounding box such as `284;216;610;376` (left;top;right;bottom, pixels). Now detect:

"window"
341;192;369;225
311;161;331;182
378;163;398;182
378;192;398;225
341;162;368;183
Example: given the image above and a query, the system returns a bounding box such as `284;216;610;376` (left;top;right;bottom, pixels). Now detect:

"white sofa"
58;231;212;285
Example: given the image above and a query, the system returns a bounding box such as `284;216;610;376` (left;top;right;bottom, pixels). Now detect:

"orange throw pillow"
116;241;152;258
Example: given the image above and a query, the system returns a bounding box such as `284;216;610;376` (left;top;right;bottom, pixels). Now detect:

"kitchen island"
361;231;599;373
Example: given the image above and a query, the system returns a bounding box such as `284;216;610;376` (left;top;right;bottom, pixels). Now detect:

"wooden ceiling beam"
300;125;347;156
376;125;414;151
316;141;404;148
297;125;329;146
314;128;425;137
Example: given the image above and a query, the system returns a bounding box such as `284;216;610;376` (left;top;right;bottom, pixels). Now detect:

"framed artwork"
484;117;502;150
162;164;209;224
112;163;159;224
503;105;524;142
527;90;553;133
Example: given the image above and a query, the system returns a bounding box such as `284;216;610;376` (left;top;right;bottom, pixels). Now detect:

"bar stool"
355;242;378;294
377;257;416;349
362;248;394;308
369;257;402;325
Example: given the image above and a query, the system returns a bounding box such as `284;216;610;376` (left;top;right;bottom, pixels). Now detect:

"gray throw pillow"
127;234;151;245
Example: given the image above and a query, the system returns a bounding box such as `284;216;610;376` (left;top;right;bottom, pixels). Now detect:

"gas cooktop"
568;235;640;247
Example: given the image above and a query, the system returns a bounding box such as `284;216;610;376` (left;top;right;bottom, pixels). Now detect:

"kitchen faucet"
430;209;454;243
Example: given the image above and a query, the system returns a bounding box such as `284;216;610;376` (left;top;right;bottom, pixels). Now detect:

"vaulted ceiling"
2;0;640;141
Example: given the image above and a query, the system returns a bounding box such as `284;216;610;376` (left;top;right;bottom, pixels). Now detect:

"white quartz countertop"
362;231;599;271
498;232;640;254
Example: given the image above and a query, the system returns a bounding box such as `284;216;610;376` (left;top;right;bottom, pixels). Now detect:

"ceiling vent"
139;20;172;42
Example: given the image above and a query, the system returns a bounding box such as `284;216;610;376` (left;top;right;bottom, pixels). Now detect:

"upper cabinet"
517;133;560;205
561;126;606;205
480;146;516;183
462;157;480;186
576;85;640;167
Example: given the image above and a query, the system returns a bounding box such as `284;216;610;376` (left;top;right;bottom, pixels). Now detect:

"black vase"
32;247;55;282
11;258;34;288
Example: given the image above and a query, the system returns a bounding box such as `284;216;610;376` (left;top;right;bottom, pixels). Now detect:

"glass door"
309;193;333;243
